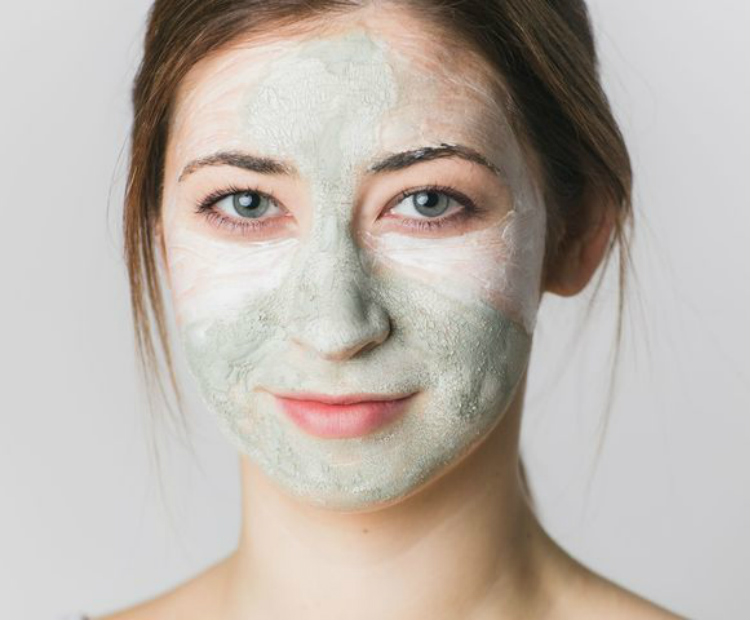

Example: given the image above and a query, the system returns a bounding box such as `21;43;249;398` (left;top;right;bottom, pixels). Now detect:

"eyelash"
194;183;482;236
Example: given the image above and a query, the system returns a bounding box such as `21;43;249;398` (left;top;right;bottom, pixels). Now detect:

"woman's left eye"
387;189;470;228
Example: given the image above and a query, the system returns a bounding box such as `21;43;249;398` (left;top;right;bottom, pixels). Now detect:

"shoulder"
91;554;233;620
536;531;685;620
574;577;685;619
550;558;685;620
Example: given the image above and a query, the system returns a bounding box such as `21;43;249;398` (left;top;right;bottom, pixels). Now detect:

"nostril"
357;316;391;355
359;341;376;356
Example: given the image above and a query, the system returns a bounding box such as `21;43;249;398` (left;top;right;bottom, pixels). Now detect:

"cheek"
367;228;510;307
362;210;544;332
382;271;530;417
165;226;299;329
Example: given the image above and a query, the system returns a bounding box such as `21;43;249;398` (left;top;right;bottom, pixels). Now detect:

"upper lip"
270;390;416;405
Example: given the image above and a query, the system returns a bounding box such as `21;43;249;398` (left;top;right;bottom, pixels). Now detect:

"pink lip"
272;391;416;439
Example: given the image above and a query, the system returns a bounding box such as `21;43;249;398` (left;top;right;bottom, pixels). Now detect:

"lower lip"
274;394;415;439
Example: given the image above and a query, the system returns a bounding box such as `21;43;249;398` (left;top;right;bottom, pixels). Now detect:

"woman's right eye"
195;188;292;237
214;190;283;220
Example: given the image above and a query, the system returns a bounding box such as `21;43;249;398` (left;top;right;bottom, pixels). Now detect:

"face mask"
162;27;546;511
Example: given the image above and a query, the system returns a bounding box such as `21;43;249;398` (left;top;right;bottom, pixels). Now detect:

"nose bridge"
283;210;390;360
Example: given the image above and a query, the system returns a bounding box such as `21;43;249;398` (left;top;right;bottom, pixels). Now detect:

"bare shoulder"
90;554;233;620
576;573;685;620
552;558;685;620
537;530;685;620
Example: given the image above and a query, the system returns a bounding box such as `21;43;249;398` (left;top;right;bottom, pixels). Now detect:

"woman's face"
161;9;546;511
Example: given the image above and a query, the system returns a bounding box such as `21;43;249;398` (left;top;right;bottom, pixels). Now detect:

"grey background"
1;1;748;618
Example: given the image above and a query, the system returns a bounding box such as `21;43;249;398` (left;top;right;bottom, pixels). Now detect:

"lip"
271;391;416;439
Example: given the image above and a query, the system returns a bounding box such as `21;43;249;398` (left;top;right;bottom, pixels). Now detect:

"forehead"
168;15;516;179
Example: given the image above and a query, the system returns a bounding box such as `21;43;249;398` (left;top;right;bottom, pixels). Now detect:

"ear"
544;205;616;297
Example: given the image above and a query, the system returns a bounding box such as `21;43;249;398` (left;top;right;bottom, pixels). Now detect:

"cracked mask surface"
163;26;547;511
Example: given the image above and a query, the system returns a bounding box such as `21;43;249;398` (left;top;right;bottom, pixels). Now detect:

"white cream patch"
162;26;546;510
167;226;299;339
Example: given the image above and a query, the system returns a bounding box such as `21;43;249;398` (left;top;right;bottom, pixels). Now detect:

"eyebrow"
177;142;501;182
178;151;295;182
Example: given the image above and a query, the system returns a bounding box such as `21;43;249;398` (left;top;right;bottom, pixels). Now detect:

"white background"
1;1;748;618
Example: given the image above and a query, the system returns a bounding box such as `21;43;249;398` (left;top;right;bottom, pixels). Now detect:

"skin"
98;4;683;620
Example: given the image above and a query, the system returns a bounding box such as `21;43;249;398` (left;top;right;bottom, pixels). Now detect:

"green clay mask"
162;26;546;511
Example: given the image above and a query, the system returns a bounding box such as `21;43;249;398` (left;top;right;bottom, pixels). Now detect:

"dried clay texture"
163;28;546;510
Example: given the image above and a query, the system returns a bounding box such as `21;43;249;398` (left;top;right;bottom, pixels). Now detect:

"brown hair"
125;0;632;506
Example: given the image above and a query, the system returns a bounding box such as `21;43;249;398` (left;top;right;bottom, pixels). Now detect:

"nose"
282;226;391;362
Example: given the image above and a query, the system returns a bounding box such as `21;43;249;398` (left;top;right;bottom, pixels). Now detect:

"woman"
89;0;682;617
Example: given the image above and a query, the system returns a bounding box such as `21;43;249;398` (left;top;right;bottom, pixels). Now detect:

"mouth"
270;390;417;439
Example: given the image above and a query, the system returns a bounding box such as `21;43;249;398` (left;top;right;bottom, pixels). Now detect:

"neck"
222;381;558;619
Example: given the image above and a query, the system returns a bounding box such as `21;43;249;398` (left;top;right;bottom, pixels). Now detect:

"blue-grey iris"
412;191;449;217
233;192;269;218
